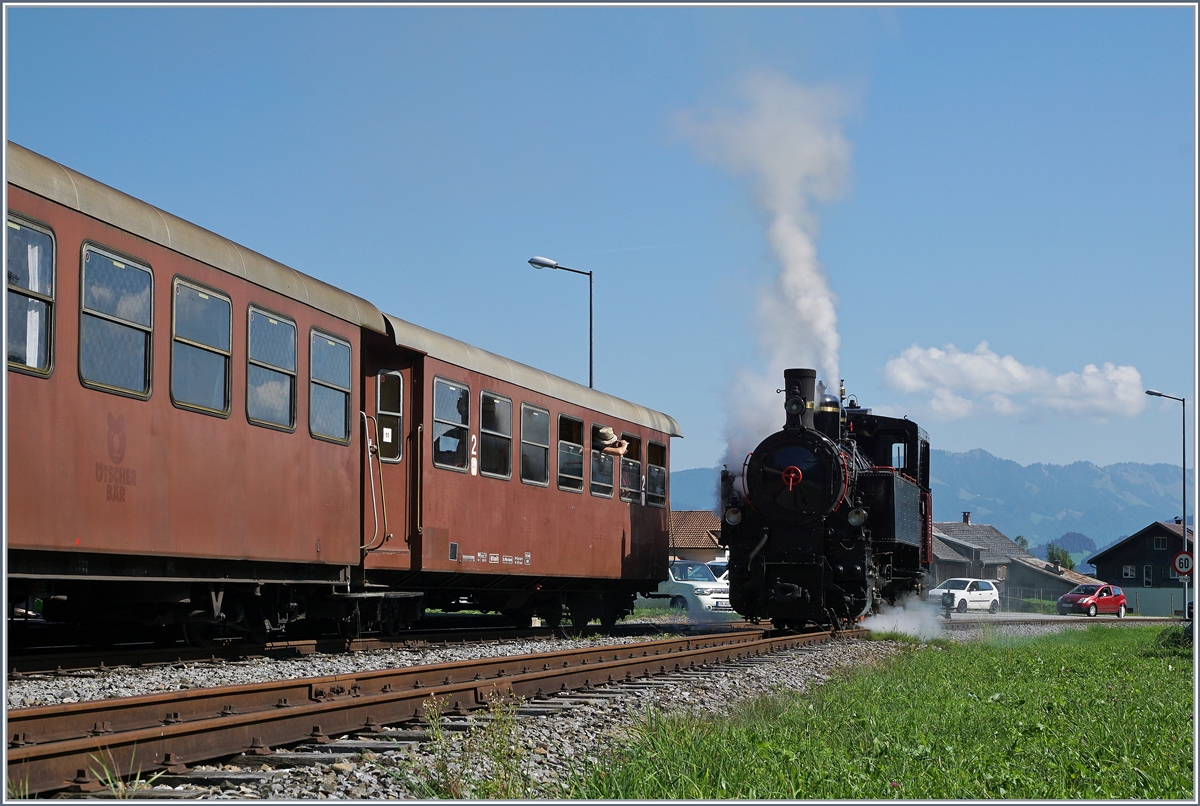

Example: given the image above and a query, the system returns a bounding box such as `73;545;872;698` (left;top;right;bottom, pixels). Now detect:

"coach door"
363;364;415;570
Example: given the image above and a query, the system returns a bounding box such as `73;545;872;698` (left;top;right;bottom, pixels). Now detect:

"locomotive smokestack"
783;368;817;430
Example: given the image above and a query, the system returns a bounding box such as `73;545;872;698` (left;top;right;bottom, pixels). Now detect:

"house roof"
933;521;1037;565
1088;521;1194;565
932;536;971;563
1008;555;1100;587
669;510;721;550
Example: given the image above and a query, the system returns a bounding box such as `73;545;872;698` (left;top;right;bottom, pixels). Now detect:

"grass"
569;625;1194;799
378;691;534;799
87;747;165;799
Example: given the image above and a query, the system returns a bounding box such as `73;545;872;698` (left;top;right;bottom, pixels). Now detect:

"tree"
1045;543;1076;571
1014;535;1029;550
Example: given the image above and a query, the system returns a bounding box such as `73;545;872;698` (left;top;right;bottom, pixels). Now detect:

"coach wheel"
1087;603;1098;618
1117;604;1126;619
956;599;968;614
670;596;688;611
988;600;999;614
567;603;591;632
338;605;362;640
600;601;623;631
504;610;533;629
183;622;215;648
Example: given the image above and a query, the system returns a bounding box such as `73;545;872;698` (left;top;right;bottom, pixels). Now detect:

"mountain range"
670;449;1193;562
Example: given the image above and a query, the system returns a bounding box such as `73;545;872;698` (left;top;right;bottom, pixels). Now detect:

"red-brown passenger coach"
5;142;681;640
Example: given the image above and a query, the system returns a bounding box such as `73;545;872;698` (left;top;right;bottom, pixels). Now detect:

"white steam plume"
678;72;852;468
883;341;1145;420
860;592;943;641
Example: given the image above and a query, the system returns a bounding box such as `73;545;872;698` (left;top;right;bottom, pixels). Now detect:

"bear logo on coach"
107;413;126;465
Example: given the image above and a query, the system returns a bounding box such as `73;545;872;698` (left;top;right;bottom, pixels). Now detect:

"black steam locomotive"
719;369;933;630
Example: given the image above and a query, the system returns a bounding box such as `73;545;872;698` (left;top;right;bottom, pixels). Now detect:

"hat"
597;426;619;446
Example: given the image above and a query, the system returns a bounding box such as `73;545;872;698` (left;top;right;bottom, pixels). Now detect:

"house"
1087;520;1194;616
668;510;724;563
933;512;1100;606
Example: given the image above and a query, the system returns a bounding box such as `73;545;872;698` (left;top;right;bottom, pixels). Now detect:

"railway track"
7;627;851;795
8;619;753;677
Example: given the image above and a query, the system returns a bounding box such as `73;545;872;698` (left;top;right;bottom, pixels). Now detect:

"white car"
927;578;1001;614
637;561;732;612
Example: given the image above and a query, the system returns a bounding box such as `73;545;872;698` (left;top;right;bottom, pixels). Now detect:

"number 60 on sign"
1172;551;1192;576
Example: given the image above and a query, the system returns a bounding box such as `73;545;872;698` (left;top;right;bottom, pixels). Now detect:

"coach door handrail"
414;424;423;537
360;412;388;553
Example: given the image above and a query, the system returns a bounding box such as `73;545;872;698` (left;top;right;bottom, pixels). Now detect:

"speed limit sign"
1173;551;1193;576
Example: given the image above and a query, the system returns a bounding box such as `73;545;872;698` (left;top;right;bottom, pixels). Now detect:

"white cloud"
883;342;1145;420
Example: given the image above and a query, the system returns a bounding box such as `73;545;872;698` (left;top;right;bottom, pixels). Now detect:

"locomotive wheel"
670;596;688;611
956;599;968;614
1087;603;1097;618
988;600;999;614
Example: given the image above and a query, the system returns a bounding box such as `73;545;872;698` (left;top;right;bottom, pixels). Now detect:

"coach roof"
7;141;387;334
384;314;682;437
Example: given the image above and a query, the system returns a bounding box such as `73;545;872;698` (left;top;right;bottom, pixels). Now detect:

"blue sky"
5;5;1195;472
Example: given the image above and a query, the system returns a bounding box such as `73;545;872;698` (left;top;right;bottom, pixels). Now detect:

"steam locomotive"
718;368;932;630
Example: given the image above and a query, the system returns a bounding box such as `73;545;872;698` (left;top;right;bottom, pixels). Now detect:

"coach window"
619;434;643;503
80;245;152;397
557;415;585;492
590;424;615;498
376;371;403;461
248;308;297;429
310;331;352;442
7;217;55;375
171;280;231;415
646;442;667;508
520;404;550;486
433;378;469;470
480;391;512;478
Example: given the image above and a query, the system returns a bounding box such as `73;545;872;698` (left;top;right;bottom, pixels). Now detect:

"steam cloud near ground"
860;592;944;641
677;72;851;469
883;341;1145;420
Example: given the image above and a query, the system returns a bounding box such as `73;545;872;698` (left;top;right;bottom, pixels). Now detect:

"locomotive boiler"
718;368;933;630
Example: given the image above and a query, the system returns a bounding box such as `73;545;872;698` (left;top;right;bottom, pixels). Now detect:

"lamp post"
528;256;593;388
1146;389;1189;617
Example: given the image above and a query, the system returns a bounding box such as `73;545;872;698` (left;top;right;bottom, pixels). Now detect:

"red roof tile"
670;510;721;549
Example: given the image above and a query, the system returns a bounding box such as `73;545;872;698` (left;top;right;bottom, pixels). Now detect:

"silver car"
637;561;731;611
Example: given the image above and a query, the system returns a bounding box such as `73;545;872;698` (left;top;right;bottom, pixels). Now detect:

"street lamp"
528;256;593;388
1146;389;1190;617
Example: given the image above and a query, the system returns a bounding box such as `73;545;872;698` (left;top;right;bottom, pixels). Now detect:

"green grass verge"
569;626;1194;799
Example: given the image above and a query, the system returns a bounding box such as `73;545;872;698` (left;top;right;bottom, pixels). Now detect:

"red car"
1057;584;1127;617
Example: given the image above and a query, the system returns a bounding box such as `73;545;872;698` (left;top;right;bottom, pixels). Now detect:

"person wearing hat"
597;426;628;457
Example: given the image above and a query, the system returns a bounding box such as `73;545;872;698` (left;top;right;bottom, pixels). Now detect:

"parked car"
636;561;731;612
707;561;729;581
926;578;1001;613
1057;584;1126;617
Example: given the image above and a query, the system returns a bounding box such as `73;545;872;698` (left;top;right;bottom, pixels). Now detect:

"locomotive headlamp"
785;396;804;415
847;508;868;527
724;507;743;526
